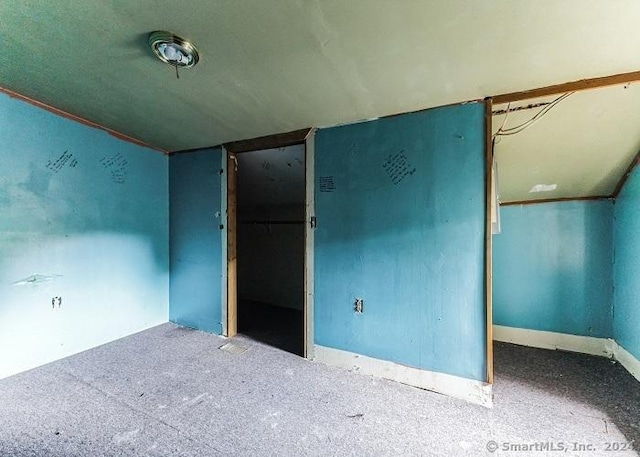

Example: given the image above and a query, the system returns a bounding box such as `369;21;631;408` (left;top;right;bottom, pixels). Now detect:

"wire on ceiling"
493;91;574;140
491;101;552;116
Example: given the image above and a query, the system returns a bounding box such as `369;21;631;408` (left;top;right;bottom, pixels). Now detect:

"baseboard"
493;325;616;357
493;325;640;383
614;343;640;383
313;345;492;407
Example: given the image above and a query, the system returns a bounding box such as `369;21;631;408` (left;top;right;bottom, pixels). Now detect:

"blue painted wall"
0;92;169;379
493;201;613;338
169;149;223;334
314;103;486;381
613;167;640;360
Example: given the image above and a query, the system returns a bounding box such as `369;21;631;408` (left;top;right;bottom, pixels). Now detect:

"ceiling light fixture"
148;31;200;79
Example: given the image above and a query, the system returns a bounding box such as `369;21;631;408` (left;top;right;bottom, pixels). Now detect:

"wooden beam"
169;146;215;155
501;196;611;206
224;128;312;154
493;70;640;104
484;98;494;385
226;152;238;338
613;150;640;197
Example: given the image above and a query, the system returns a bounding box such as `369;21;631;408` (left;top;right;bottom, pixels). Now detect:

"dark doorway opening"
235;145;306;356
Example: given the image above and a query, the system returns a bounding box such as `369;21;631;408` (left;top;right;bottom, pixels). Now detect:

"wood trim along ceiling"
500;196;612;207
0;85;168;154
493;69;640;104
170;128;312;155
168;146;216;155
224;128;312;154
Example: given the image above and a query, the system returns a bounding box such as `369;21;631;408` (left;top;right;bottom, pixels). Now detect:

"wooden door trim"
224;128;312;155
226;150;238;337
224;133;314;358
304;130;316;359
485;98;494;384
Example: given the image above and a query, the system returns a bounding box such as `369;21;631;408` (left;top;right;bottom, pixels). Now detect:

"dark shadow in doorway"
238;299;303;356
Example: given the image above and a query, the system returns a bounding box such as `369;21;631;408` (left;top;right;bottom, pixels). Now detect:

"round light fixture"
148;31;200;69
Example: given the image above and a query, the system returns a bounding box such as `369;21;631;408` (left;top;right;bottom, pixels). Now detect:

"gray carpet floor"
0;323;638;456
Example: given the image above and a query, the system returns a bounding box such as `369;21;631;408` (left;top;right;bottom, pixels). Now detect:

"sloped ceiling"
1;1;640;152
493;84;640;203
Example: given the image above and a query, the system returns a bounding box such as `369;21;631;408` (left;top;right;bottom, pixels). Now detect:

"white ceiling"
2;1;640;151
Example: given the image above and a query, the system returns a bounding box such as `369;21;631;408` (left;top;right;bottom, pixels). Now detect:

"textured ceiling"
2;1;640;152
493;84;640;203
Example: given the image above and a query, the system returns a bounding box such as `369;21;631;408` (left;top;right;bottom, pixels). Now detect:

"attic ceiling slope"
493;84;640;203
1;1;640;151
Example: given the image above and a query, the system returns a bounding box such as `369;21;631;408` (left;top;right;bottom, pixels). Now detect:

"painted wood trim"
501;196;611;206
220;147;229;336
226;151;238;337
493;325;640;383
224;128;312;154
314;345;493;408
493;70;640;104
615;343;640;383
169;146;216;156
612;150;640;197
484;98;494;384
314;345;493;407
304;130;316;359
0;85;168;154
493;325;616;357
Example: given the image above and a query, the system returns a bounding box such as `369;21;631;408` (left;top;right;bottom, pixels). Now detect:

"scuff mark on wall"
12;274;63;285
20;162;52;197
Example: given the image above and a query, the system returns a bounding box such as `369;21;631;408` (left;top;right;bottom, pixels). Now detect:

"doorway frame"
487;69;640;384
484;98;494;384
221;128;315;358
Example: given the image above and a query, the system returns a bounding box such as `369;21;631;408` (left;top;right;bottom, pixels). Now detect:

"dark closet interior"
236;144;305;355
